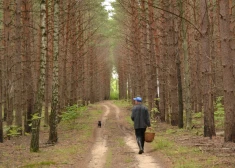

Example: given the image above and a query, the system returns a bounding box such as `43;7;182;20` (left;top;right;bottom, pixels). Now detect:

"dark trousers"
135;128;146;150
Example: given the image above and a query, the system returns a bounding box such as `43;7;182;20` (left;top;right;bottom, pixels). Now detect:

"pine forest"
0;0;235;167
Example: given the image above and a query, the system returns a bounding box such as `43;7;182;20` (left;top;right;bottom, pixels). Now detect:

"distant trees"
113;0;235;142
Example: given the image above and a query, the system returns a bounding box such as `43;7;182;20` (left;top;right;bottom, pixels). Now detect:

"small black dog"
98;121;101;128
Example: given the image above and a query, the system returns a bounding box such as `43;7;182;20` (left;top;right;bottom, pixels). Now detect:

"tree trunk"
58;0;65;114
196;43;203;112
140;0;147;100
62;0;71;106
49;0;59;143
14;0;23;127
177;58;183;128
200;0;215;138
148;0;158;112
168;0;178;126
0;46;3;143
159;0;168;122
30;0;47;152
22;0;34;134
219;0;235;142
3;0;14;126
44;0;53;127
178;0;192;130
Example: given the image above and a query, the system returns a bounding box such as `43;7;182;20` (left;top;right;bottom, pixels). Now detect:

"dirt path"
88;105;110;168
87;101;163;168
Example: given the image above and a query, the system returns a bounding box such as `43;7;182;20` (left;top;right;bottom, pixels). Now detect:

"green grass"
165;129;177;134
153;137;173;150
20;161;56;168
116;137;125;146
125;116;133;126
60;108;102;141
110;91;119;100
112;100;131;107
152;132;218;168
105;149;113;168
124;157;133;163
15;144;27;150
175;159;201;168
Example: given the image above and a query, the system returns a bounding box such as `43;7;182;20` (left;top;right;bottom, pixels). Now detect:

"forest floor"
0;100;235;168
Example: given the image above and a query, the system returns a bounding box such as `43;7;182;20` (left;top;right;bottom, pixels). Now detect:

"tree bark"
177;58;183;128
22;0;34;134
30;0;47;152
179;0;192;130
148;0;158;112
14;0;23;127
0;43;3;143
219;0;235;142
3;0;14;126
168;0;178;126
49;0;59;143
200;0;215;138
44;0;53;126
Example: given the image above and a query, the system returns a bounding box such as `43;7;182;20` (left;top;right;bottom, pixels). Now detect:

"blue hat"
133;97;142;102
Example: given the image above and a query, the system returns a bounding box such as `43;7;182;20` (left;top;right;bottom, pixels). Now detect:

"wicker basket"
145;128;155;143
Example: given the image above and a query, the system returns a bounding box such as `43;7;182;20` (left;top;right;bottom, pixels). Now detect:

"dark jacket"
131;104;151;129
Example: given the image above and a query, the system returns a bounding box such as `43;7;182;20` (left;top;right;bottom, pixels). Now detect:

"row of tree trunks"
114;0;235;142
115;0;159;113
0;0;112;145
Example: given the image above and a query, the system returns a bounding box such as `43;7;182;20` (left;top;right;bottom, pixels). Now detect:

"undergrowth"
60;104;88;129
16;104;103;168
192;96;225;131
152;133;217;168
214;96;224;129
61;104;87;122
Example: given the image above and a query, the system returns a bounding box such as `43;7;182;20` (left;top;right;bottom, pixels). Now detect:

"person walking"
131;96;151;154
